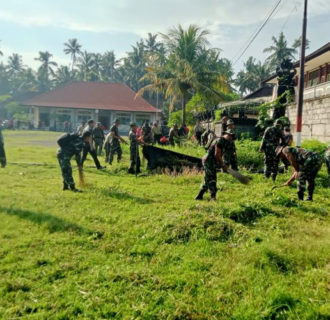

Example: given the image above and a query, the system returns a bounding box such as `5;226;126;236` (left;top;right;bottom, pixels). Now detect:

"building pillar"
33;106;40;129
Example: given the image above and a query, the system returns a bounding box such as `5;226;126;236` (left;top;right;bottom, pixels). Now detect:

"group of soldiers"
196;117;330;201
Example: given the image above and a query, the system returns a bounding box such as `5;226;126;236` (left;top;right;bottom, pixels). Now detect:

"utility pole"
296;0;308;147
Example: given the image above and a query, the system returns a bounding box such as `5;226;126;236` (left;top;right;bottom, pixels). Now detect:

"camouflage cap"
130;122;136;127
114;119;120;123
226;119;234;125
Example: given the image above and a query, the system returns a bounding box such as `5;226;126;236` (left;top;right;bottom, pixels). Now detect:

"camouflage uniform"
199;141;218;198
128;129;141;174
108;124;122;164
57;133;83;189
142;122;153;144
197;137;229;199
285;147;323;200
260;124;285;181
325;147;330;187
0;125;6;168
222;138;238;171
93;126;105;156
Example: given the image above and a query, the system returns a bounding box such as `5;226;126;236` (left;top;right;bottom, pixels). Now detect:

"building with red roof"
22;82;161;132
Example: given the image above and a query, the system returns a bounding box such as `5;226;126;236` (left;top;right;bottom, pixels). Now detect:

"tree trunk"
182;94;186;126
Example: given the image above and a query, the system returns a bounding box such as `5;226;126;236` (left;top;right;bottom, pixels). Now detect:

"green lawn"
0;130;329;320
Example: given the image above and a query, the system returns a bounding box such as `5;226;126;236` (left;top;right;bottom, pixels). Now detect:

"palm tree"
7;53;24;75
138;25;224;125
64;38;82;70
101;51;119;82
76;51;95;81
235;57;270;95
263;32;297;71
55;66;77;87
144;33;162;53
34;51;58;77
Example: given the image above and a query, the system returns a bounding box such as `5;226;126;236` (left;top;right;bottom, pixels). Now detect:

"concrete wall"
286;95;330;143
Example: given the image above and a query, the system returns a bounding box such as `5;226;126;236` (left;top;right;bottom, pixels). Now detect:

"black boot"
297;190;304;201
195;189;205;200
70;184;82;193
272;173;277;182
63;183;69;191
306;184;314;201
210;193;216;201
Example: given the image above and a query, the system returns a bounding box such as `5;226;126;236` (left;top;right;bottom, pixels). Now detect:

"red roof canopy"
23;82;161;113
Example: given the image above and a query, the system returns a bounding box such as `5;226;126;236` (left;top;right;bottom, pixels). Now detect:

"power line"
232;0;282;66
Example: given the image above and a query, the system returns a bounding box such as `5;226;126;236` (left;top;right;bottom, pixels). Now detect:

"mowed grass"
0;130;329;320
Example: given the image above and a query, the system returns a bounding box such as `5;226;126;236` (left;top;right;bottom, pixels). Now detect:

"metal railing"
302;81;330;100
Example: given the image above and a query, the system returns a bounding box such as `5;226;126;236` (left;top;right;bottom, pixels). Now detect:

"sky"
0;0;329;74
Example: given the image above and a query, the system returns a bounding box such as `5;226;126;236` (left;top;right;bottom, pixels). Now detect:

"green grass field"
0;130;329;320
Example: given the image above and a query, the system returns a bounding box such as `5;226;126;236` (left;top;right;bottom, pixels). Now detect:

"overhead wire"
232;0;282;66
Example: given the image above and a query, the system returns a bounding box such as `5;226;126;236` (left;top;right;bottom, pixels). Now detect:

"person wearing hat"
81;120;105;170
195;130;237;201
259;119;286;181
105;119;127;165
93;122;105;156
56;131;92;192
128;122;141;174
325;144;330;187
278;146;323;201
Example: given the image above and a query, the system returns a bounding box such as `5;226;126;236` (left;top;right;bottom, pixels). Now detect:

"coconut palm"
34;51;58;78
55;66;77;87
64;38;82;70
101;51;119;82
263;32;297;71
7;53;24;75
76;51;95;81
139;24;222;124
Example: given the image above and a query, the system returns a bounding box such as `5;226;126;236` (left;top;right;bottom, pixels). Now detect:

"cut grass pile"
0;130;329;319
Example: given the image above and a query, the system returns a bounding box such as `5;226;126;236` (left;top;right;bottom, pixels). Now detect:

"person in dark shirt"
57;131;91;192
81;119;105;170
93;122;105;156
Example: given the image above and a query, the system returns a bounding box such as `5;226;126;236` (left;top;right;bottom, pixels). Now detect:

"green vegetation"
0;130;329;319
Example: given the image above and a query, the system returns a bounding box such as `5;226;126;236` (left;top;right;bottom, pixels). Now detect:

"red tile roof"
22;82;161;113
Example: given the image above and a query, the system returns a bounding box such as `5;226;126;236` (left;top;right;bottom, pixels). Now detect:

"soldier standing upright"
57;131;91;192
93;122;105;156
259;119;285;181
0;122;6;168
128;123;141;174
105;119;127;165
194;120;204;145
279;146;323;201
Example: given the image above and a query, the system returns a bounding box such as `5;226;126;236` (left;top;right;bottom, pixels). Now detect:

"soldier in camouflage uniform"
259;119;285;181
105;119;127;165
128;123;141;174
142;120;153;144
279;146;323;201
57;131;91;192
93;122;105;156
222;129;238;171
0;123;6;168
195;131;235;201
325;145;330;187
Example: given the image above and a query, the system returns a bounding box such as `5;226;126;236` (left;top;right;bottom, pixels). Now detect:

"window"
115;112;131;125
135;114;151;126
307;70;319;87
